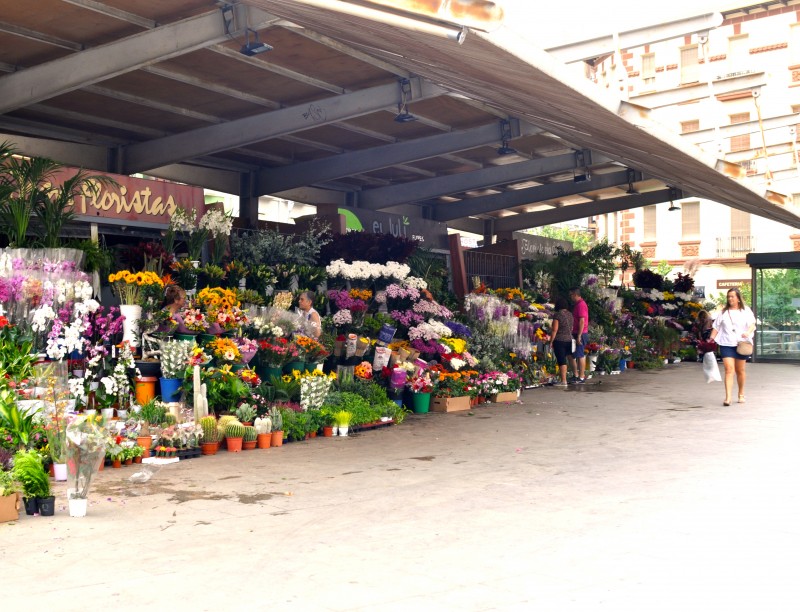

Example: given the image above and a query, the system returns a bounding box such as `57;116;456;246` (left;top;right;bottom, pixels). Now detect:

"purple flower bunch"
445;321;472;338
327;290;368;313
87;306;124;345
412;300;452;318
390;309;425;327
0;278;10;302
385;284;420;301
410;338;445;355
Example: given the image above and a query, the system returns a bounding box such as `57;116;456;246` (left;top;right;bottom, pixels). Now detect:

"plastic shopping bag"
703;351;721;383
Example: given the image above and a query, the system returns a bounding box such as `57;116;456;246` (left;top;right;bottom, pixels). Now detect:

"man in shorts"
568;287;589;383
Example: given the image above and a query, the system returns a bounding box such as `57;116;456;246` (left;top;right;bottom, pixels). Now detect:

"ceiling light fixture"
625;168;637;194
573;150;590;182
496;119;517;156
667;187;681;211
240;28;273;56
394;78;417;123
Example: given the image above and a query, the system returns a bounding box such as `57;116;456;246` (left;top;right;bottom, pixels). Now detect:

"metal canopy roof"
1;0;798;234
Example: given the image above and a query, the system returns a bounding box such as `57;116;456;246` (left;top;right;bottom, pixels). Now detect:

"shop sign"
51;168;204;225
717;279;750;289
513;232;573;260
338;207;449;249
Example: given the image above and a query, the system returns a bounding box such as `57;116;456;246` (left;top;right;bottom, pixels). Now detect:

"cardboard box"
493;391;519;403
431;395;471;412
0;493;21;523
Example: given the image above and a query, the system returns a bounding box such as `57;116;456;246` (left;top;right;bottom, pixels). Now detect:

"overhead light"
394;78;417;123
496;144;517;156
240;28;273;56
667;187;681;211
573;149;590;182
625;168;637;194
496;119;517;156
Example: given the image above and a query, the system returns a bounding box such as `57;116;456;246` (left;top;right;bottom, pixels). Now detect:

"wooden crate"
492;391;519;403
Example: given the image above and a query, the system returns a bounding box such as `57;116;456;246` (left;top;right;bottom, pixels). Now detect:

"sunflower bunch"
207;337;242;363
196;287;239;318
108;270;165;305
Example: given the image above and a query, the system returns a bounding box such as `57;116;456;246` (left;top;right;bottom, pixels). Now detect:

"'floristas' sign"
50;167;204;225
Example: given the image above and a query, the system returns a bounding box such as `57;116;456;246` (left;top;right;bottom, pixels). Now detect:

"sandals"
738;395;746;404
723;399;731;406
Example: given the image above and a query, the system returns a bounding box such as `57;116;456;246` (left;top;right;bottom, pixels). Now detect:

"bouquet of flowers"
171;258;198;291
180;307;209;333
256;338;297;368
299;370;336;411
159;339;195;378
199;208;234;265
108;270;164;306
224;260;248;289
295;335;329;363
188;346;211;367
233;337;258;364
239;368;260;386
65;414;108;503
408;372;433;394
207;337;241;364
354;361;373;380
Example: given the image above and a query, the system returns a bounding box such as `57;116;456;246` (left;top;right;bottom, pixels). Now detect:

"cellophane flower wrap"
159;339;195;378
66;414;108;500
298;370;336;411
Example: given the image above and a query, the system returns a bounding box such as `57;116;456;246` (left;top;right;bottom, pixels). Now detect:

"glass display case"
746;252;800;361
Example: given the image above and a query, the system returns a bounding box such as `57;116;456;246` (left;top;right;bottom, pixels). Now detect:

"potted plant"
224;421;245;452
235;402;256;426
254;414;272;448
242;426;257;450
159;339;194;402
0;469;21;523
333;410;352;437
200;416;219;455
269;406;284;447
65;414;107;517
12;449;53;516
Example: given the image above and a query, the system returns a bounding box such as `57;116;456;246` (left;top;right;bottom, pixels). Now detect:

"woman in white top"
709;287;756;406
297;290;321;339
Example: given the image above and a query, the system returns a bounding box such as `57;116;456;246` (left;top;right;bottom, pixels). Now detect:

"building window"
792;193;800;210
729;112;751;152
681;119;699;133
643;205;657;241
791;23;800;65
731;207;751;237
727;34;750;72
681;201;700;239
642;52;655;88
680;45;700;84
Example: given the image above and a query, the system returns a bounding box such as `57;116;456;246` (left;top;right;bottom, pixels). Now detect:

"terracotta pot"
256;433;270;449
242;440;257;450
226;436;243;452
98;461;104;472
309;430;317;438
124;458;132;465
112;459;122;468
322;426;334;437
271;430;284;447
241;422;253;427
134;456;142;464
201;442;218;455
48;463;55;477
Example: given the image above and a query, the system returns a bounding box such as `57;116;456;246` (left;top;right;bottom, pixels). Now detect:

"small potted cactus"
254;415;272;449
216;414;238;450
200;416;219;455
269;406;284;448
225;421;245;452
242;426;257;450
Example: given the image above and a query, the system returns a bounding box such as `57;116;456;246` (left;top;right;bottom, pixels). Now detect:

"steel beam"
123;78;445;174
0;6;278;114
257;120;540;195
358;150;610;211
494;188;677;233
144;164;241;196
0;133;108;169
433;169;634;221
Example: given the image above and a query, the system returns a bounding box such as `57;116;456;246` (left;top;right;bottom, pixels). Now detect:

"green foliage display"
318;231;418;265
323;391;381;426
0;386;37;450
12;449;51;499
632;268;664;290
0;323;36;382
138;399;166;426
230;219;331;267
756;269;800;325
406;247;450;302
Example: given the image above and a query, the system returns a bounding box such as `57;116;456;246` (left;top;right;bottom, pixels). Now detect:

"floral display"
108;270;165;306
256;338;297;367
207;337;241;364
180;308;209;333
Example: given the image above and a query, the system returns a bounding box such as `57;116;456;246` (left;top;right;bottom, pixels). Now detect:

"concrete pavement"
3;361;800;611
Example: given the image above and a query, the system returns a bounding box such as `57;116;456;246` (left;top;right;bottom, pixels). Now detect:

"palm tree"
0;143;116;248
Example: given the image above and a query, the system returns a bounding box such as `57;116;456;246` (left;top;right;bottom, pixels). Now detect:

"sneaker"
554;382;568;387
576;377;586;384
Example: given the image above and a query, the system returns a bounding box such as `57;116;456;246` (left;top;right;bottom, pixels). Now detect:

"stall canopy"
0;0;798;235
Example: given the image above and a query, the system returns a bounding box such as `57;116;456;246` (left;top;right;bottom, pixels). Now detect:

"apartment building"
591;1;800;298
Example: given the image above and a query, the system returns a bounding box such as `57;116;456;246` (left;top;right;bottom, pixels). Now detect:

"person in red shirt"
568;287;590;383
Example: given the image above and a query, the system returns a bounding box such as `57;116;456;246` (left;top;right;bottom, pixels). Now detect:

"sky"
501;0;742;48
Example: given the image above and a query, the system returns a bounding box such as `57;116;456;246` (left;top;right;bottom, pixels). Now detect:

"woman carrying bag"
709;287;756;406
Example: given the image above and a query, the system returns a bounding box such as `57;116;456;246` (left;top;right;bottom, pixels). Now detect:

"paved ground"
3;361;800;611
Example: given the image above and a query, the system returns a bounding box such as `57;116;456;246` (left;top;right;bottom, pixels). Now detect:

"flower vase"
159;378;182;403
619;359;626;372
120;304;143;348
68;497;87;518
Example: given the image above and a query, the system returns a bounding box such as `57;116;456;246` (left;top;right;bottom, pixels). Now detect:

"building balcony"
716;235;756;258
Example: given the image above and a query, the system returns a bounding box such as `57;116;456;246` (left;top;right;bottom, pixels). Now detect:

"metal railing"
716;235;755;258
463;250;518;289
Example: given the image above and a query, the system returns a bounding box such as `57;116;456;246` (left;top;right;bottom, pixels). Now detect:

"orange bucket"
134;376;158;406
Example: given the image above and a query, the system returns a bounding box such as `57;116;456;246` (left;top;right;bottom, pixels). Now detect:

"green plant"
217;414;239;440
243;426;257;442
269;374;301;402
0;323;36;381
200;416;219;443
269;406;283;432
0;469;18;497
0;386;38;450
12;449;51;499
235;403;256;423
138;399;166;426
225;422;245;439
333;410;352;428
